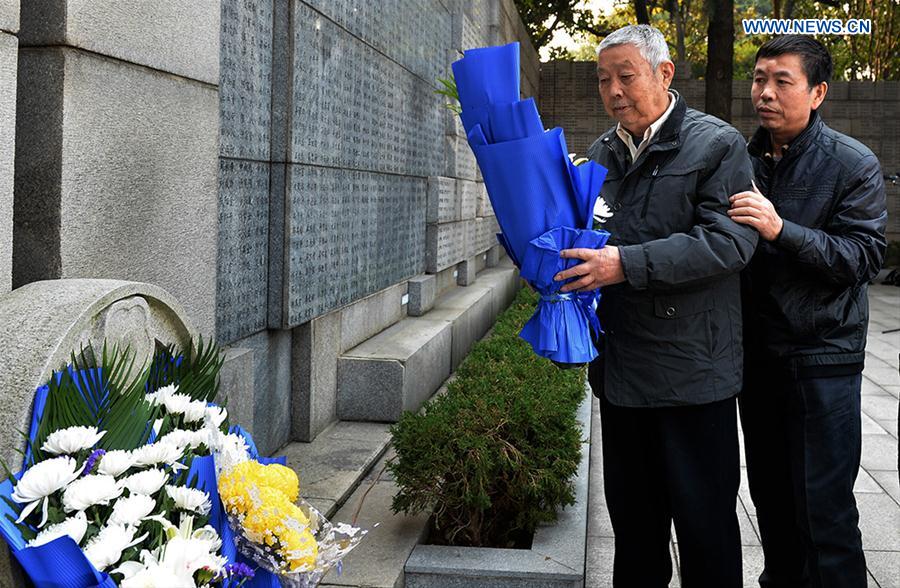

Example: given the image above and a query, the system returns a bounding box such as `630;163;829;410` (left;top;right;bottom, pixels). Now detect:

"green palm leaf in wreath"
29;343;158;465
146;336;224;403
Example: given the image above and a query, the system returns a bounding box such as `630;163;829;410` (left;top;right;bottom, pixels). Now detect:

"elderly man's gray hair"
596;24;672;71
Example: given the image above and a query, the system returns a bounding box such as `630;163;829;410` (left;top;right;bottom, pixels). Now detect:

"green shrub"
388;287;586;548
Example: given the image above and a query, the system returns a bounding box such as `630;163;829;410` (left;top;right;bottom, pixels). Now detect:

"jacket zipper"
640;165;660;218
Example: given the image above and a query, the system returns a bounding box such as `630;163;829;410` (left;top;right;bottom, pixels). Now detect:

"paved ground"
586;284;900;587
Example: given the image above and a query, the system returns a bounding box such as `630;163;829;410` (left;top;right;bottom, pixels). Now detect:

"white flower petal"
41;426;106;456
109;494;156;526
165;485;211;516
97;449;137;477
12;456;81;504
62;474;123;512
120;469;168;496
27;511;88;547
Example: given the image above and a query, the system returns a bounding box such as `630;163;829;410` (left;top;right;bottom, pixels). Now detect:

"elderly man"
554;25;758;586
729;36;887;587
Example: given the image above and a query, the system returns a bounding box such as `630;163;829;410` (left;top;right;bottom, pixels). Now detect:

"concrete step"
337;316;453;422
337;262;520;422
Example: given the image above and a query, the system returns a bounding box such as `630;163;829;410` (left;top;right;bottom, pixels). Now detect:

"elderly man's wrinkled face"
752;53;827;143
596;43;674;136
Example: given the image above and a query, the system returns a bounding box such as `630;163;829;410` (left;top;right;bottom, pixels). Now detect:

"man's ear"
658;61;675;89
811;81;828;110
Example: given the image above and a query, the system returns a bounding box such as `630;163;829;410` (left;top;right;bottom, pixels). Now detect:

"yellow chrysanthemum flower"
279;526;318;571
218;460;265;515
255;463;300;502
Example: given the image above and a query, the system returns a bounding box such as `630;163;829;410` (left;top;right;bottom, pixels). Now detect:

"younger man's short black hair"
756;35;833;87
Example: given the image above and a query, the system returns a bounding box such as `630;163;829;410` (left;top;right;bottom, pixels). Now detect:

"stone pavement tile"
584;536;614;588
739;467;756;516
670;541;681;587
863;395;900;421
866;340;899;365
856;468;886;493
280;435;390;507
588;498;615;539
864;375;890;396
870;470;900;505
321;421;392;443
858;493;900;551
864;365;900;388
319;481;429;588
866;550;900;588
738;501;761;546
862;435;899;472
864;412;893;435
742;545;765;588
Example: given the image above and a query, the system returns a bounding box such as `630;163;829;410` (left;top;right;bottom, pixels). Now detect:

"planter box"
404;383;593;588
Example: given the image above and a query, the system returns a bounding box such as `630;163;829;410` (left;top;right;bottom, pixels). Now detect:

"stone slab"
281;165;425;327
20;1;220;84
426;221;474;273
290;1;443;177
443;134;478;181
458;179;478;220
340;283;408;353
475;182;493;217
408;274;438;317
470;264;521;323
235;329;292;457
15;47;219;335
292;309;341;442
486;244;502;267
320;481;431;588
337;318;452;422
427;176;459;224
217;346;255;436
0;0;16;33
474;215;501;254
216;158;270;344
457;257;477;287
278;421;392;516
427;284;494;370
299;0;451;83
219;0;273;160
0;32;14;294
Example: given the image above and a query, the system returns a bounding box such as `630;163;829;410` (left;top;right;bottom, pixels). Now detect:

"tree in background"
705;0;734;121
517;0;900;81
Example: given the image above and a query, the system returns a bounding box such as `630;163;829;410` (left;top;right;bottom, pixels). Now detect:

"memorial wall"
216;0;539;453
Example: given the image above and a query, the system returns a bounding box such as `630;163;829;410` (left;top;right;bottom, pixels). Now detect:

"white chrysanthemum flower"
204;405;227;429
132;441;186;470
12;456;81;525
181;400;207;423
62;474;123;512
162;535;226;578
209;432;250;472
27;511;88;547
109;494;156;526
162;393;193;416
97;449;137;477
145;384;178;407
120;468;168;496
593;197;614;224
119;564;194;588
83;524;146;571
165;485;211;516
41;426;106;456
159;429;208;451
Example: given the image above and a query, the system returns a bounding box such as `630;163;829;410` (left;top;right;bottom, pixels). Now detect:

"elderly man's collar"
749;109;824;161
654;90;687;145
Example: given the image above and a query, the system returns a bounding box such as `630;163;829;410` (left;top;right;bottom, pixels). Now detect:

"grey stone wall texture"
13;1;220;334
7;1;535;457
0;1;16;295
539;62;900;241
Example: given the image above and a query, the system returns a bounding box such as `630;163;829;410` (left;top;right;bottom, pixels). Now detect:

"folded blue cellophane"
452;42;610;364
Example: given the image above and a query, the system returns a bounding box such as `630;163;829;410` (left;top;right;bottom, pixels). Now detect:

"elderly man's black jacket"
586;92;758;407
743;110;887;374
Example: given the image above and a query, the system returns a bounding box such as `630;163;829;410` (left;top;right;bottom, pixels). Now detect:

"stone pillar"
13;2;220;335
0;1;16;295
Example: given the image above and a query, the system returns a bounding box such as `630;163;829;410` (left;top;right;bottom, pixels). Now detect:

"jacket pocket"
653;291;715;319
